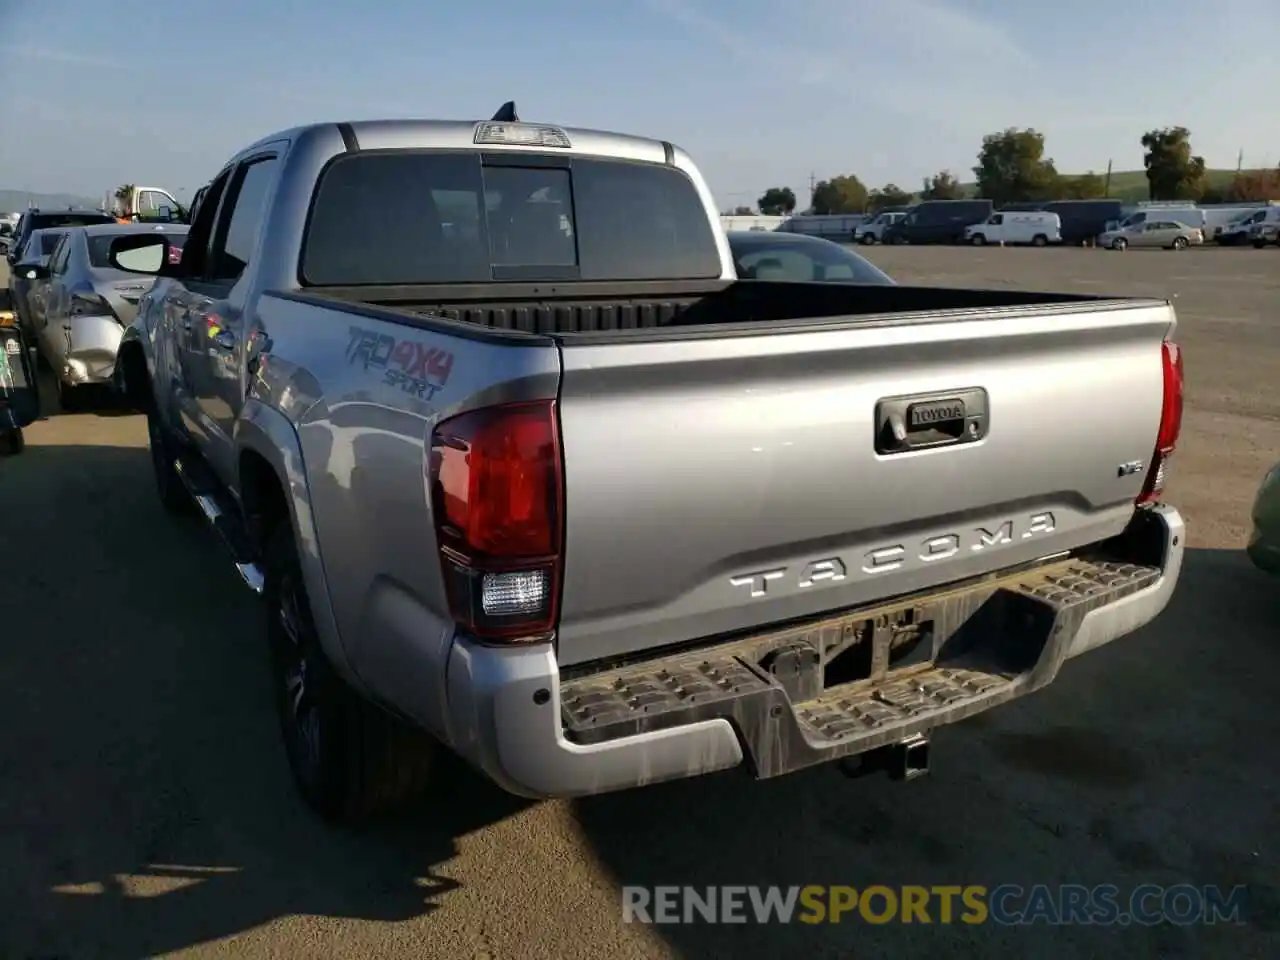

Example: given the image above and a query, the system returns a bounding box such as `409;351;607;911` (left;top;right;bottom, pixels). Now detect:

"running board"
173;457;265;595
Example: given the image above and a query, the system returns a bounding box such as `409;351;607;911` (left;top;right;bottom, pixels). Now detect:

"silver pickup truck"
109;103;1187;822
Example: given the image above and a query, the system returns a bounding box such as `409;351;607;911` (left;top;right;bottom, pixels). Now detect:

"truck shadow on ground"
0;444;531;960
3;442;1277;959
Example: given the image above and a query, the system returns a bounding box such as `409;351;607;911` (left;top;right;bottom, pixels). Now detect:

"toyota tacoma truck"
109;103;1187;822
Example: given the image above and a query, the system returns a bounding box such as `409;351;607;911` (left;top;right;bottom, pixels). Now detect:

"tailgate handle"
875;388;988;455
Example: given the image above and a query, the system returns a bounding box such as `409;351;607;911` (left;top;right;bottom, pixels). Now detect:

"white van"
1116;206;1207;232
854;211;906;244
1216;207;1270;245
964;211;1062;246
1249;207;1280;247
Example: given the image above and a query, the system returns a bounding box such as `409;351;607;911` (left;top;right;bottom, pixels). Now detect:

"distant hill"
0;189;102;215
955;168;1257;203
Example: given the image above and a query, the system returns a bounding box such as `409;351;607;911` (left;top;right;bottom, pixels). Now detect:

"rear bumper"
444;504;1184;799
53;315;123;384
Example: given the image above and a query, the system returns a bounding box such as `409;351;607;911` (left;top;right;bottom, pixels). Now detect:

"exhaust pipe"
840;733;931;782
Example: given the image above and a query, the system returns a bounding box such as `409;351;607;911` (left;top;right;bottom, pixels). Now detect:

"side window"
990;214;1003;225
210;157;279;283
50;237;72;274
181;170;230;278
139;190;178;220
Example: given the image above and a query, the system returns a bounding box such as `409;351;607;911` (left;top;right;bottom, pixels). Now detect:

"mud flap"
0;323;41;430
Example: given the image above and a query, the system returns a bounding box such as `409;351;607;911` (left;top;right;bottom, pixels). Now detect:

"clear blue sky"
1;0;1275;208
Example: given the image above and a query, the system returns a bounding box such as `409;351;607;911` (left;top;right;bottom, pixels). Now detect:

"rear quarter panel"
249;295;560;737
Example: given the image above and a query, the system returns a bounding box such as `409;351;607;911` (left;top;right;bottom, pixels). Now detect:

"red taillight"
428;400;563;642
1137;340;1184;505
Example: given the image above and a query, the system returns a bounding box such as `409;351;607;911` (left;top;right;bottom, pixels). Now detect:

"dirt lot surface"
1;248;1277;959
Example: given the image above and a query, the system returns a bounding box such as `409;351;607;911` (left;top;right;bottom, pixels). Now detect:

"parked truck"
108;103;1187;822
106;185;188;223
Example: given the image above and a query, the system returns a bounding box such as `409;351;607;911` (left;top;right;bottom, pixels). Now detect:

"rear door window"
209;157;279;283
301;151;722;285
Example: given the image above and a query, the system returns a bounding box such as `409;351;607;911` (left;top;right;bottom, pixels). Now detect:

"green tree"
1058;172;1106;200
1141;127;1207;201
757;187;797;216
973;129;1060;207
868;183;914;212
810;175;868;215
113;183;135;216
732;205;755;215
921;170;964;201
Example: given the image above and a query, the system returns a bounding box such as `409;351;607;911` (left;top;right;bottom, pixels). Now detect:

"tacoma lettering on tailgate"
346;326;455;400
729;512;1056;597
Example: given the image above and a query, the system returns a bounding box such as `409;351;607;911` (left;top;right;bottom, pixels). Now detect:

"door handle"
875;388;989;455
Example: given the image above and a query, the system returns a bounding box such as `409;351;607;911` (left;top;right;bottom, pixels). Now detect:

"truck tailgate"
553;301;1175;666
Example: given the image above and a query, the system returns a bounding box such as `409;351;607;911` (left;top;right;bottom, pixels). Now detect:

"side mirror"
158;205;174;221
108;233;176;276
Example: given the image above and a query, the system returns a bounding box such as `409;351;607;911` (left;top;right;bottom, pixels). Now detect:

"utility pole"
808;172;816;211
1236;148;1244;174
1104;159;1112;197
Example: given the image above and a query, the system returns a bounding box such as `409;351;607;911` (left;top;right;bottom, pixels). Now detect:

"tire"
1172;237;1188;250
970;234;986;246
264;525;436;822
146;407;195;515
56;379;81;413
0;427;23;455
1111;238;1127;251
860;234;875;245
1031;234;1048;247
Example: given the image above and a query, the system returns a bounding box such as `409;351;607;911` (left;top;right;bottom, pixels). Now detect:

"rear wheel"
0;427;24;455
1031;234;1048;247
265;525;436;821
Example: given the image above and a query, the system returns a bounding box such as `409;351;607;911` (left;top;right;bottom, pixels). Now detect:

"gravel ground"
1;247;1277;960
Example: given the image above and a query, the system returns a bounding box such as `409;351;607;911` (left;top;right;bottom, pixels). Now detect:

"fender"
235;398;363;693
118;308;185;438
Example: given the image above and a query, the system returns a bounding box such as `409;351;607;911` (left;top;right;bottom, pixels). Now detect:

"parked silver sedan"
9;228;69;335
26;223;188;410
1097;219;1204;251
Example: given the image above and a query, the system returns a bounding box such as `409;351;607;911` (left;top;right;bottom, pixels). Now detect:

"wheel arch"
236;400;361;690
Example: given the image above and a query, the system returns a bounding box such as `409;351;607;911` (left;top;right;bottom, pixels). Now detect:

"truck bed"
299;278;1122;340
